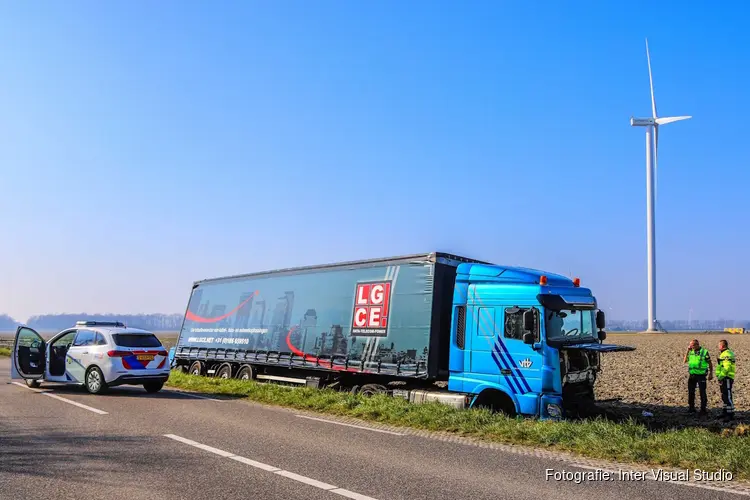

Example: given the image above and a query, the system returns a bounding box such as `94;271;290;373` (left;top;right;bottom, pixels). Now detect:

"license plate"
137;355;155;362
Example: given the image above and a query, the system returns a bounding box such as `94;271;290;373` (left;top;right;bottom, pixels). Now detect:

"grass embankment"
167;370;750;479
0;347;10;357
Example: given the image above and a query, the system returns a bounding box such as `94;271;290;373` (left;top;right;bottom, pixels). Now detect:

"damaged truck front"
537;293;634;417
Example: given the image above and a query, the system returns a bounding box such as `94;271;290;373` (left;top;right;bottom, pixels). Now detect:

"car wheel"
85;367;108;395
216;364;232;380
25;379;41;389
144;382;164;393
236;365;254;381
188;361;204;376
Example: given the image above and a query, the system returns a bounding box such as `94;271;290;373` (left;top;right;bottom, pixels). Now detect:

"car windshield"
545;309;596;342
112;334;162;348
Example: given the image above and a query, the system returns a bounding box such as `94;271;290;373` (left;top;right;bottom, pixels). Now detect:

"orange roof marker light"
573;277;581;287
539;275;548;286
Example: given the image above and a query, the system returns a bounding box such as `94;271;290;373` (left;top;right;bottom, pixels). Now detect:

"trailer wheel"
216;363;233;380
359;384;387;397
349;385;360;395
236;365;255;381
188;361;204;376
173;364;187;373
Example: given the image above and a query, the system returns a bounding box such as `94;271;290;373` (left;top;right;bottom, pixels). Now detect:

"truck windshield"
545;309;596;342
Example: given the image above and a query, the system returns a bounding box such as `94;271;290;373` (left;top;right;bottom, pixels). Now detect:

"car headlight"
546;403;562;419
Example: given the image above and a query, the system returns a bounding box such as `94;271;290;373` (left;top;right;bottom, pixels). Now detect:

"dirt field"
596;332;748;429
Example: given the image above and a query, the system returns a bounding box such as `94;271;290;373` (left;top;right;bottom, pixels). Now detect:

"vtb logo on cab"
352;281;392;337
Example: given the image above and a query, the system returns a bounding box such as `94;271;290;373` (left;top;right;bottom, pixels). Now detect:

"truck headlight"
546;403;562;419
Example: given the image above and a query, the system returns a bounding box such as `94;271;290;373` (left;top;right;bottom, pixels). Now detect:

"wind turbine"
630;39;691;332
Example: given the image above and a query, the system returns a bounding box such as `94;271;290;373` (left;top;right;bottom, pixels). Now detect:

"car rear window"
112;334;162;348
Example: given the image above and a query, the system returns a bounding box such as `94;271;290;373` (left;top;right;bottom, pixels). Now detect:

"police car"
11;321;170;394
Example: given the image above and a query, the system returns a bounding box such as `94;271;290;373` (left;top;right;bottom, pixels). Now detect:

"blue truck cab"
447;263;632;419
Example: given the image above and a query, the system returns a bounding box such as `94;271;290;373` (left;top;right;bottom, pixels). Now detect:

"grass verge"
0;347;10;357
166;370;750;480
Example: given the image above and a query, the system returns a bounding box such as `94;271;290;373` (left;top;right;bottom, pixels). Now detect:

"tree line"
1;314;183;331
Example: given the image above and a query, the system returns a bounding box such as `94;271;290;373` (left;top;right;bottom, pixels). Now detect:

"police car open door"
11;326;46;382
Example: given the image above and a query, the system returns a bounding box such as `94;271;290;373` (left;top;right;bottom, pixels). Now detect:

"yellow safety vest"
688;347;710;375
716;349;736;380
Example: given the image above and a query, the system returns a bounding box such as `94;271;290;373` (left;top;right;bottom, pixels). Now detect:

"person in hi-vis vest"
684;339;713;415
715;339;736;422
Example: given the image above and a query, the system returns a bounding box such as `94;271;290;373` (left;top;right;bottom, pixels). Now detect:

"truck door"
468;306;501;386
497;306;543;413
12;326;46;381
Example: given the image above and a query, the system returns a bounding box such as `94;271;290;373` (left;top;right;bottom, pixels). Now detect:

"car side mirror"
596;310;606;330
523;309;536;332
598;330;607;341
523;332;535;345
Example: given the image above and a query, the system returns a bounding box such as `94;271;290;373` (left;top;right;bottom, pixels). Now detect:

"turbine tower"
630;39;691;332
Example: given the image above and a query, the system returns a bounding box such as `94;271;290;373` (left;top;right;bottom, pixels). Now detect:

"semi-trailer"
170;252;634;419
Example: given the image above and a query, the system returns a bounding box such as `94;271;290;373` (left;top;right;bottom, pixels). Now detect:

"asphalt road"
1;357;746;500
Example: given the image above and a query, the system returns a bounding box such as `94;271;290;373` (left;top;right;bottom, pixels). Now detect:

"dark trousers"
688;374;707;411
720;378;735;416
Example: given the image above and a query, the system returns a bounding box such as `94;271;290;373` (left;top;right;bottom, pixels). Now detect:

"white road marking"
11;381;46;393
229;455;280;472
164;434;378;500
274;470;337;490
42;393;109;415
295;414;404;436
11;381;108;415
163;434;234;457
164;390;223;402
330;489;380;500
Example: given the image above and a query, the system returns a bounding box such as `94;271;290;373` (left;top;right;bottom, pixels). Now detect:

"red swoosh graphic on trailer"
185;291;258;324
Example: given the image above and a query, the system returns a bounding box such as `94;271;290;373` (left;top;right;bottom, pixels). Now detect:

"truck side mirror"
597;330;607;341
596;310;606;330
523;332;535;345
523;309;536;332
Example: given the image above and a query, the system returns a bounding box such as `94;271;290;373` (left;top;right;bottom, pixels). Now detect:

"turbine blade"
646;38;657;119
655;115;692;125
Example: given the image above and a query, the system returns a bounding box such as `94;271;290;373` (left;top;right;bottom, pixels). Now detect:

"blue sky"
1;1;748;322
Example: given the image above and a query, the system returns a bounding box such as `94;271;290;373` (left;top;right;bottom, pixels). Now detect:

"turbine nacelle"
631;116;692;127
631;117;655;127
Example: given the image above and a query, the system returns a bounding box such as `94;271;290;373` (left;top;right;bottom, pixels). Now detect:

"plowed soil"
595;333;748;430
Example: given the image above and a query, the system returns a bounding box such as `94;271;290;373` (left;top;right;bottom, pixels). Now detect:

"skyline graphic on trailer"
179;264;432;368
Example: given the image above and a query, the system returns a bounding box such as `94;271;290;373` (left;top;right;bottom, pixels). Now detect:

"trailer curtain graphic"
177;263;435;374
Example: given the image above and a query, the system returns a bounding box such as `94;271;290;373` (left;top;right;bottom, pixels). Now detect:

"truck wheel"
85;367;108;395
349;385;361;395
144;382;164;393
216;363;233;380
359;384;387;397
188;361;204;376
173;364;187;373
236;365;255;381
473;390;516;417
25;379;41;389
